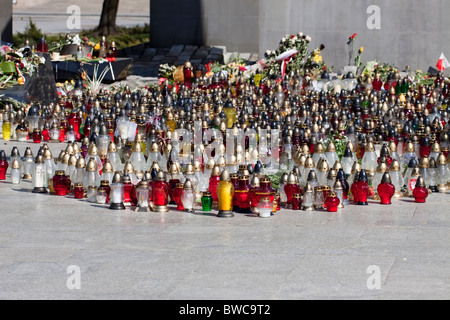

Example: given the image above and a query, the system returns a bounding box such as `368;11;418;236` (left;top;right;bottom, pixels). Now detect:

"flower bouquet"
261;32;327;81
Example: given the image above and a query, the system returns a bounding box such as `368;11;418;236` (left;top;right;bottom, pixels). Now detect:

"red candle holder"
73;183;85;199
173;183;185;211
234;175;252;213
412;177;429;203
53;170;71;196
377;172;395;205
0;151;9;180
292;193;302;210
32;129;42;144
324;192;340;212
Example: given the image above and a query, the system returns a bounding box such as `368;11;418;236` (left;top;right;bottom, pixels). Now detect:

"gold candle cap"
88;143;99;156
220;169;231;181
333;179;343;190
376;161;387;173
351;161;361;174
346;141;355;152
431;142;440;153
123;161;135;174
304;156;315;169
86;158;98;172
206;158;216;170
216;156;226;168
65;144;74;155
332;160;342;172
183;179;194;189
185;164;195;175
418;156;429;169
436;153;447;165
193;160;202;172
326;141;336;153
68;155;77;167
75;157;86;169
133;141;142;153
107;141;117;153
404;141;415;153
102;160;114;173
327;169;337;180
389;159;401;172
169;162;180;174
317;158;329;172
151;161;160;171
150;142;159;153
287;172;298;184
112;171;122;183
365;141;375;152
388;141;397;153
314;142;324;154
12;159;21;169
43;149;53;161
211;165;221;176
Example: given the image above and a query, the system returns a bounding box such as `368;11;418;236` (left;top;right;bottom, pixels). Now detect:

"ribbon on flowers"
275;49;298;77
15;62;25;84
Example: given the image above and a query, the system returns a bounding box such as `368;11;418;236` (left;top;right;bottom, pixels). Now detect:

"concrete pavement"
0;140;449;300
13;0;150;34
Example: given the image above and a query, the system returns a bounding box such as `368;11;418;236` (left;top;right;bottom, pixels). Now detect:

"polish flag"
436;53;450;71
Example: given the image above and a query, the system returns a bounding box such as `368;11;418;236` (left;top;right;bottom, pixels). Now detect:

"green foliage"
12;18;43;48
13;20;150;51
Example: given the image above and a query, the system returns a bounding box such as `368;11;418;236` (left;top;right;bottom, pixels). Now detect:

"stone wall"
0;0;13;44
151;0;450;71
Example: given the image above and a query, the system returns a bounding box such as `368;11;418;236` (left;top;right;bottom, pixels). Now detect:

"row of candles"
0;127;445;217
0;67;449;216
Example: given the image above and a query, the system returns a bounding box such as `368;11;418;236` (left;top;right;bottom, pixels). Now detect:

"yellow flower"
313;53;322;63
94;43;100;50
359;47;364;53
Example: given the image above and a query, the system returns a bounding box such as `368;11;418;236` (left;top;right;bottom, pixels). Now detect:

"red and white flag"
436;53;450;71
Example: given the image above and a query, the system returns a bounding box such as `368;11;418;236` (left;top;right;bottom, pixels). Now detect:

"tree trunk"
95;0;120;36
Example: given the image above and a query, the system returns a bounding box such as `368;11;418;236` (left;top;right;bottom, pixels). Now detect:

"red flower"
239;66;246;72
349;33;358;40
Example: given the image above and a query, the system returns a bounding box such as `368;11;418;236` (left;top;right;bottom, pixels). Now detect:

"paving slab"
0;140;449;300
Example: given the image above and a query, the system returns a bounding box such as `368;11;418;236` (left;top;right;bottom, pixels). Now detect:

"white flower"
39;57;46;64
72;34;81;45
298;32;303;38
305;35;312;42
291;38;296;45
281;37;286;43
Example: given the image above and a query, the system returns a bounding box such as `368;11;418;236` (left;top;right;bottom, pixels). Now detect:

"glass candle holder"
0;150;9;180
152;172;169;212
257;196;273;218
314;186;324;210
135;180;151;212
217;170;234;218
302;184;315;211
87;186;97;203
201;191;213;212
10;159;21;184
96;186;108;204
73;183;85;199
173;183;185;211
109;179;125;210
32;155;47;193
181;183;195;213
53;170;71;196
412;177;429;203
292;193;302;210
324;192;340;212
